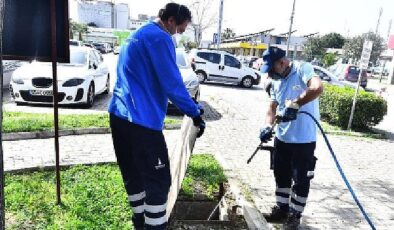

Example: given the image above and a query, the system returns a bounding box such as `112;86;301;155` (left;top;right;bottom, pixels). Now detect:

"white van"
189;49;261;88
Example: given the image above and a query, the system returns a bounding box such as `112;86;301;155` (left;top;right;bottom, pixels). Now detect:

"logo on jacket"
292;85;302;91
155;158;165;170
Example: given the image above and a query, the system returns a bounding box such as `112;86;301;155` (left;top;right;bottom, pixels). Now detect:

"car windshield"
70;50;87;65
348;66;360;74
176;51;189;68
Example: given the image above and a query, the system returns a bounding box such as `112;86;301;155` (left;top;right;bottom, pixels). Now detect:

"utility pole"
286;0;296;56
217;0;224;49
0;0;5;228
374;7;383;36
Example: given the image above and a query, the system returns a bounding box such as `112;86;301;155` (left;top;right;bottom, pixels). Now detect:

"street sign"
359;40;373;70
348;40;373;130
213;33;218;44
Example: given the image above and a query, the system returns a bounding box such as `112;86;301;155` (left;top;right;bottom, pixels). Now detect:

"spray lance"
246;117;279;165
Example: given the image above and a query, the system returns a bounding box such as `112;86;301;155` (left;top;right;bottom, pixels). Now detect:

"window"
197;52;221;64
176;51;189;68
70;50;87;65
224;55;241;68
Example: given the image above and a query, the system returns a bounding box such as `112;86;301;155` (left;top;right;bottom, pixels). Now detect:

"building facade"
69;0;129;29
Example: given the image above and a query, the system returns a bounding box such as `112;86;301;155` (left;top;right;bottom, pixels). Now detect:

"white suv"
189;49;261;88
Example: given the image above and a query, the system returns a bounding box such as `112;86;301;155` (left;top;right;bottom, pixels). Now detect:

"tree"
343;32;385;64
321;32;345;48
70;20;88;41
222;28;235;40
188;0;217;46
322;53;337;67
302;37;326;62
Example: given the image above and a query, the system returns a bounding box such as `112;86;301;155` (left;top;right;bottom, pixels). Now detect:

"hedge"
319;84;387;130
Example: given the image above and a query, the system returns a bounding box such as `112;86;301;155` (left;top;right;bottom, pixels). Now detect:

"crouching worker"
108;3;205;230
259;47;323;230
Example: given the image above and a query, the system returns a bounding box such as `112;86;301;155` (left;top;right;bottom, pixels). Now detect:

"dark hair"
158;3;192;25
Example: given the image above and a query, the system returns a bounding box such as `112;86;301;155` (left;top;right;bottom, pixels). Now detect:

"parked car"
167;48;200;112
189;49;261;88
83;43;95;49
92;43;111;53
327;63;367;88
69;39;83;46
3;61;24;89
10;46;110;107
113;46;121;55
313;65;364;89
371;66;389;76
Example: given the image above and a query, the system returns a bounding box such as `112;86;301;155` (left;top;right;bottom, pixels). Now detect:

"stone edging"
3;123;181;141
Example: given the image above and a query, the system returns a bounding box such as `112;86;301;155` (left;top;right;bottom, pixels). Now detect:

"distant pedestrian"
259;46;323;229
108;2;205;229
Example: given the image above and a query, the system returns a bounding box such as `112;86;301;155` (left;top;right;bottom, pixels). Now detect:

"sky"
117;0;394;41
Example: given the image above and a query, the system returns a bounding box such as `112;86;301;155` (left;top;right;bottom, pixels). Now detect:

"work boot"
282;212;301;230
263;205;289;223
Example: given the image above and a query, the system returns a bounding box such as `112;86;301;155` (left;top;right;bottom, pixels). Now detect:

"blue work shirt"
108;21;200;131
270;61;320;143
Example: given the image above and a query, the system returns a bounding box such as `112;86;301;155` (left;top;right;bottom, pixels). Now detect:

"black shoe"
263;205;289;223
282;212;301;230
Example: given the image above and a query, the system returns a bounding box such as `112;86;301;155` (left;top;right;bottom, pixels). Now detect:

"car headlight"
12;77;24;84
62;78;85;87
185;79;199;89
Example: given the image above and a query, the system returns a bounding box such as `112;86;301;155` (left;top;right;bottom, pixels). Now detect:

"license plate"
30;90;53;96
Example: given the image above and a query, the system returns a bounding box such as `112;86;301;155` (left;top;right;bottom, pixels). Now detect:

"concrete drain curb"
214;153;270;230
3;123;181;141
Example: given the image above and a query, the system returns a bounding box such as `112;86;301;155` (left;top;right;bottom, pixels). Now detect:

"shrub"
320;84;387;130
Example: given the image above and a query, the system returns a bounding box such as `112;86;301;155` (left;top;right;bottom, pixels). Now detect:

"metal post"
0;0;5;228
50;0;61;204
286;0;296;56
347;71;363;130
217;0;223;50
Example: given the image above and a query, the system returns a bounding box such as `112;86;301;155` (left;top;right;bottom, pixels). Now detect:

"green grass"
2;112;181;133
5;154;226;229
180;154;227;200
5;164;131;230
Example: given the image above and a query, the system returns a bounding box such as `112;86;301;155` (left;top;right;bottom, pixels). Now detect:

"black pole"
0;0;5;228
50;0;61;205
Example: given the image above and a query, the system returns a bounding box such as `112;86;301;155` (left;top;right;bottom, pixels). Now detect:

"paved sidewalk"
3;83;394;229
193;84;394;229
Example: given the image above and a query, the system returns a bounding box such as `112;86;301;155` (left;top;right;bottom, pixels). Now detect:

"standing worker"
259;47;323;229
108;3;205;230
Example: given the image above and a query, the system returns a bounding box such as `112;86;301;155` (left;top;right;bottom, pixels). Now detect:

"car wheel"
103;74;110;94
196;71;207;83
85;83;95;108
241;76;253;88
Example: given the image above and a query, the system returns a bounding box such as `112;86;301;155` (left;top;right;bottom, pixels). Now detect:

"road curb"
3;123;181;141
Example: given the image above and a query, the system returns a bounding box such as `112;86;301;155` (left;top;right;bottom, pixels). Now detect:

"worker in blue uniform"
259;47;323;230
108;3;205;229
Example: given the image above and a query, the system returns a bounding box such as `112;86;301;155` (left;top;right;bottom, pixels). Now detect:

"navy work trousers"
110;114;171;230
273;138;317;216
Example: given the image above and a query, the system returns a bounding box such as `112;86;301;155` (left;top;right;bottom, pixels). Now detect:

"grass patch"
5;164;131;230
5;154;225;229
2;112;181;133
180;154;227;200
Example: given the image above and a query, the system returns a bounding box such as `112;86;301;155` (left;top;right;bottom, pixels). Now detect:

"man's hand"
282;100;299;122
259;125;273;143
192;115;205;138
